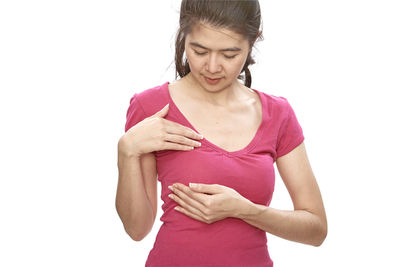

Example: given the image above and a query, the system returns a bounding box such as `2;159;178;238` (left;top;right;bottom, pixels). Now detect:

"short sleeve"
276;98;305;158
124;93;148;133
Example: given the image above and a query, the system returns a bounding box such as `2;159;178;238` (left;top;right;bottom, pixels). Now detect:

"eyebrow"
189;42;242;52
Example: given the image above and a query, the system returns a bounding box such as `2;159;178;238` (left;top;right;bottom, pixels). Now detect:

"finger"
171;184;210;212
161;141;195;151
170;187;208;218
174;206;208;223
189;183;221;194
164;133;202;148
164;120;203;140
151;103;169;118
171;194;207;220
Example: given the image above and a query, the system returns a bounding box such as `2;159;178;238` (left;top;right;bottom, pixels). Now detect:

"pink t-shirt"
124;81;305;267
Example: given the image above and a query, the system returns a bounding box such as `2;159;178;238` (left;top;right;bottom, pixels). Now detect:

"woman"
116;0;327;266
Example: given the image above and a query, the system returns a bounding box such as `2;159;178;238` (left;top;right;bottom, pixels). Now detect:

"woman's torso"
123;78;304;266
129;80;289;267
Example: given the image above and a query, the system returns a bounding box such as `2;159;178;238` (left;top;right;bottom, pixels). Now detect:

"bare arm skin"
115;137;157;241
235;142;328;246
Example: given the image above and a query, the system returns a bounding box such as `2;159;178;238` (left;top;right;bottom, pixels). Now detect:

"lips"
204;76;222;85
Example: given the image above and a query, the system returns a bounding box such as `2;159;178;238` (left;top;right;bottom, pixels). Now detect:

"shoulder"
256;89;292;116
129;81;170;116
132;81;168;104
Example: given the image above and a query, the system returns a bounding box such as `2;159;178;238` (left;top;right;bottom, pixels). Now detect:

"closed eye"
224;55;237;59
193;50;207;56
193;50;237;59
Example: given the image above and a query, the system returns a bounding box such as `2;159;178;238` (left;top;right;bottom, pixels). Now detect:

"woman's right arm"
116;136;156;241
115;103;203;241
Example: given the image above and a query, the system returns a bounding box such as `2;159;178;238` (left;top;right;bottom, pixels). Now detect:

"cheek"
186;53;202;70
231;59;246;70
226;58;247;75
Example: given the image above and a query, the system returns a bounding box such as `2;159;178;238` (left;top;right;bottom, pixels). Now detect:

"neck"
183;73;245;108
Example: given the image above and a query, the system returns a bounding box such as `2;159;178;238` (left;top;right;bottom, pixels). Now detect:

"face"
184;22;251;91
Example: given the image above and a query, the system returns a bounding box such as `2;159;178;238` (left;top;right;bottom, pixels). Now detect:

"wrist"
118;136;142;159
235;198;266;220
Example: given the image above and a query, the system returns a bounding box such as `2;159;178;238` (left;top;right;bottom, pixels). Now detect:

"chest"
173;95;262;153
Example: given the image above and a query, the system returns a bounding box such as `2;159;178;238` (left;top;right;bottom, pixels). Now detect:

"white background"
1;0;399;266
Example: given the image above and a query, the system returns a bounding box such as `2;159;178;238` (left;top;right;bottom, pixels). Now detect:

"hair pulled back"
174;0;263;88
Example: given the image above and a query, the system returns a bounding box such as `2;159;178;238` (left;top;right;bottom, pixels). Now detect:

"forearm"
115;145;154;241
235;199;327;246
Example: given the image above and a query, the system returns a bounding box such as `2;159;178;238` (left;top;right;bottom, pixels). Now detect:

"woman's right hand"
118;104;203;158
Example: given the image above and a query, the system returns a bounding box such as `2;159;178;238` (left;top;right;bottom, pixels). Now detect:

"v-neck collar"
163;81;266;157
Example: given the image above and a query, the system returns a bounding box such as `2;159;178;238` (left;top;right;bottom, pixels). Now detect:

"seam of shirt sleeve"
134;93;149;118
132;94;157;156
276;98;291;153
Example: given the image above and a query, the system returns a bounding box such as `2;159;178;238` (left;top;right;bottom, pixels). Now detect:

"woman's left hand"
168;183;251;224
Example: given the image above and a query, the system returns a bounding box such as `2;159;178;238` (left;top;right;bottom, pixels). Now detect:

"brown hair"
174;0;263;88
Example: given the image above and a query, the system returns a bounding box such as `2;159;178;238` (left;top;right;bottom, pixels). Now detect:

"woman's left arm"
236;142;328;246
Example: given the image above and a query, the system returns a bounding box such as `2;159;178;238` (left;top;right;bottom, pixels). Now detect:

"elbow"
115;202;151;242
125;226;146;242
312;232;327;247
312;221;328;247
123;217;154;242
129;233;145;242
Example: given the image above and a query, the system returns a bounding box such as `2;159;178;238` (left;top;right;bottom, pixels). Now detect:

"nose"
205;53;222;74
